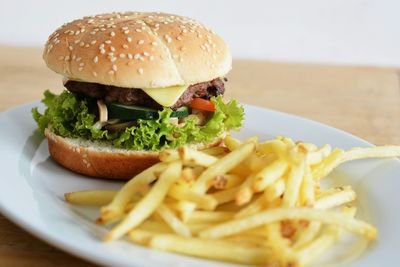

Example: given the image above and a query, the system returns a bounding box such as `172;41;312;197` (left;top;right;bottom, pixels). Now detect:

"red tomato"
190;98;215;112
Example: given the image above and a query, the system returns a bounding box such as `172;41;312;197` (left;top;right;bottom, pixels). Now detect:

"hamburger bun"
45;128;224;179
43;12;232;89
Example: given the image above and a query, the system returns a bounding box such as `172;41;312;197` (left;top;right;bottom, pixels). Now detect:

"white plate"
1;102;399;267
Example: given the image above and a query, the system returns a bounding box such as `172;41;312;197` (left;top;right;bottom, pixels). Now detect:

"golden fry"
199;208;377;240
201;146;229;156
314;187;356;209
224;135;241;151
65;190;117;206
105;161;182;241
306;144;332;165
253;159;288;192
282;159;305;207
187;211;234;224
312;148;344;180
212;174;243;190
167;184;217;210
178;146;218;167
342;146;400;162
149;234;274;265
100;162;168;224
156;204;191;237
264;179;285;202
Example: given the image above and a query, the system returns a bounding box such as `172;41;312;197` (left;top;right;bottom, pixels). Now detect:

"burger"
32;12;244;179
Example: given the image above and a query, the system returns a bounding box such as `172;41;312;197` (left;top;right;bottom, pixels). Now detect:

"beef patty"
64;78;225;110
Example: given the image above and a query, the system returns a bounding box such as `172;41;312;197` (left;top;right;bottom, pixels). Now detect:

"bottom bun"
44;128;224;180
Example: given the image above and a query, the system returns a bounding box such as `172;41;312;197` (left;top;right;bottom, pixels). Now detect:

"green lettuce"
32;90;244;151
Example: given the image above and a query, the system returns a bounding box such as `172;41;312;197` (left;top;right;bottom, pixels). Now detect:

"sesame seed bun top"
43;12;232;88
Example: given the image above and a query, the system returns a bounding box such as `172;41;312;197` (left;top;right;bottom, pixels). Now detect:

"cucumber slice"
171;106;189;118
107;103;189;120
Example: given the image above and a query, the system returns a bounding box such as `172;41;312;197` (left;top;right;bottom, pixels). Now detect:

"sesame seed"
151;41;158;46
90;40;97;45
122;44;129;49
64;55;70;61
93;71;98;77
143;51;150;56
127;37;132;42
76;57;82;62
119;53;126;58
74;40;80;44
79;42;85;47
72;55;76;60
79;62;84;67
93;56;98;63
110;31;115;37
124;30;130;34
78;67;84;71
177;36;182;41
85;44;89;48
138;68;144;75
99;43;105;48
68;46;73;51
127;53;133;59
110;57;117;62
134;53;141;59
138;39;145;45
112;65;117;71
135;29;141;32
108;70;115;75
105;40;112;44
122;26;129;30
110;46;115;52
149;55;155;61
100;49;106;54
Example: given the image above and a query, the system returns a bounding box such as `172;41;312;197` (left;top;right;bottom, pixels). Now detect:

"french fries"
65;190;117;206
65;135;400;266
198;207;377;240
105;161;182;241
149;234;273;265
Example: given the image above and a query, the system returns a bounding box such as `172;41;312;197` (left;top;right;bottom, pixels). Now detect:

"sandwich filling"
32;79;244;151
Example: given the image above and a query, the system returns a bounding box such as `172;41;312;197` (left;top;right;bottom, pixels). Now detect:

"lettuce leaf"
32;90;244;151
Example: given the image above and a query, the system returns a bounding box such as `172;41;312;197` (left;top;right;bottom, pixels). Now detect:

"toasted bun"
43;12;231;88
44;128;223;180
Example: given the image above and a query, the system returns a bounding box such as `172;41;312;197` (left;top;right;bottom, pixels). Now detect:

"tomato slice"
190;98;215;112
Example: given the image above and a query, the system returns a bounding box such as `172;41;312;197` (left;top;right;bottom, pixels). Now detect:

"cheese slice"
141;85;189;107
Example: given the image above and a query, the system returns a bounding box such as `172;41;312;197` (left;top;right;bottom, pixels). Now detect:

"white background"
1;0;400;67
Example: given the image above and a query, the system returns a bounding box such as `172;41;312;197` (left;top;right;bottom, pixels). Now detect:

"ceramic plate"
1;102;399;267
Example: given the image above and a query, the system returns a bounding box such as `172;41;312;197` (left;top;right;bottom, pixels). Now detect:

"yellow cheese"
141;85;189;107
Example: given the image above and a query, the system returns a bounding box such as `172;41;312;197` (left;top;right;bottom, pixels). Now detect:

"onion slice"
97;100;108;122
